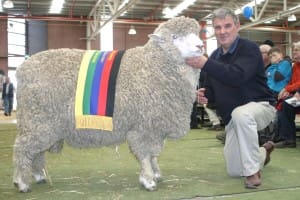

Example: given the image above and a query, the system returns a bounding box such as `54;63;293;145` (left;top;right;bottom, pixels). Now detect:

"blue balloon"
243;6;253;19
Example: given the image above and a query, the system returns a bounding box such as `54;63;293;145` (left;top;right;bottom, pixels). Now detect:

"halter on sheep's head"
148;16;204;59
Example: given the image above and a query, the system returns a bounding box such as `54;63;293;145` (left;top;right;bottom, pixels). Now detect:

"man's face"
260;50;270;65
293;47;300;62
213;16;240;51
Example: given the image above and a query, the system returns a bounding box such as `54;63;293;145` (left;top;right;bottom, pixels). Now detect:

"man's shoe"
274;140;296;148
245;171;261;189
190;125;202;129
262;141;275;166
4;113;8;116
216;132;226;144
202;122;213;127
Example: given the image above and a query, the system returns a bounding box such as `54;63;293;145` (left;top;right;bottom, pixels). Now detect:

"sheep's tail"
43;164;53;186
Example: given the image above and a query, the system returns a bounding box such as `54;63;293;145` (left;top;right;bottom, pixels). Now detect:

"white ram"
13;16;203;192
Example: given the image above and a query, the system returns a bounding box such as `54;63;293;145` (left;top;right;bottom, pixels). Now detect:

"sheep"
13;16;203;193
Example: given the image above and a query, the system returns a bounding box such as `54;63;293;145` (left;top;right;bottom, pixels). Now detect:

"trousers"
224;101;276;177
277;100;300;142
3;96;13;114
204;105;220;126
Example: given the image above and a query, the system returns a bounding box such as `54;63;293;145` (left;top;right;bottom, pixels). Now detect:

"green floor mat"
1;124;300;200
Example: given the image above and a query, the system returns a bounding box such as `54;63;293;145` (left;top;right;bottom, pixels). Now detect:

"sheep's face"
149;32;203;58
172;33;204;58
149;16;204;59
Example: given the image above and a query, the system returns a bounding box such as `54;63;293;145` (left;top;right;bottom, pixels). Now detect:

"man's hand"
294;92;300;100
197;88;208;104
278;88;290;100
185;56;208;69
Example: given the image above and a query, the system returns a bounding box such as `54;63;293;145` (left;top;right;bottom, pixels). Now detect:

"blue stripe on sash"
90;51;108;114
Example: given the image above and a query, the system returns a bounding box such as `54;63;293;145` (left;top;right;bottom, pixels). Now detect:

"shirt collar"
216;36;240;58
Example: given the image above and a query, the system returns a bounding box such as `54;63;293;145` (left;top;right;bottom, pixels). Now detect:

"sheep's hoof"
33;174;46;184
154;173;162;182
19;188;31;193
36;179;47;184
139;176;157;191
14;181;31;193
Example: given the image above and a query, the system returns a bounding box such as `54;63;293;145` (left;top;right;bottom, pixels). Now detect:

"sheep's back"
16;47;196;141
16;49;84;129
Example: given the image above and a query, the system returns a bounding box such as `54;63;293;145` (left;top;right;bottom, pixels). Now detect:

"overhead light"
288;4;300;11
288;14;297;22
49;0;65;14
162;6;171;16
128;25;136;35
163;0;197;18
3;0;14;9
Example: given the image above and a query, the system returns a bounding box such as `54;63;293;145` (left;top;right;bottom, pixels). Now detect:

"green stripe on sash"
83;51;101;114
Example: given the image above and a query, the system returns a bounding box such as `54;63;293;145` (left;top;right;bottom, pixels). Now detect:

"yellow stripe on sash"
75;50;95;116
75;115;112;131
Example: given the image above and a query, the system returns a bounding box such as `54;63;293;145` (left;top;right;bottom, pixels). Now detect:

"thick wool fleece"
14;17;200;186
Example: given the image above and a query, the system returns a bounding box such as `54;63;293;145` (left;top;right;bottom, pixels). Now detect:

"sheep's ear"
148;33;165;43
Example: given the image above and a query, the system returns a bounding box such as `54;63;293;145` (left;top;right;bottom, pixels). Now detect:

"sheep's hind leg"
13;134;36;193
32;152;47;184
139;156;157;191
13;133;60;192
32;140;64;184
151;156;162;182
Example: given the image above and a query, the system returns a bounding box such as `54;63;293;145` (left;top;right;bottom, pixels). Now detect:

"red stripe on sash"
97;50;118;115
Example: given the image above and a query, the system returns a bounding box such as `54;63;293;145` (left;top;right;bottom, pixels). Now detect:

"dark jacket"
2;82;14;99
202;37;275;125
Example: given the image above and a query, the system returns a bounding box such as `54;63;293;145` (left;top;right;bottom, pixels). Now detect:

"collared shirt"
215;36;240;59
6;83;10;95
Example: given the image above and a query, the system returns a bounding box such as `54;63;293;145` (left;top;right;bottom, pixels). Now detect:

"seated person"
275;41;300;148
190;101;201;129
203;103;222;131
259;44;272;70
266;47;292;99
198;70;222;131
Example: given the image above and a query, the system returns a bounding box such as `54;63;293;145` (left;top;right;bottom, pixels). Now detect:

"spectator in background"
2;76;14;116
204;103;222;131
275;41;300;148
199;70;223;131
266;47;292;99
259;44;272;70
190;53;222;130
263;39;274;47
190;100;201;129
284;55;293;64
200;54;222;131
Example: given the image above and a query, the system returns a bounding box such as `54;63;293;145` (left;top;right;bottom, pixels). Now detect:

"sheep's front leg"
139;156;157;191
151;156;162;182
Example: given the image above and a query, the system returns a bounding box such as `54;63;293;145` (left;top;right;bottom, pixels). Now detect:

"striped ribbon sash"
75;50;125;130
